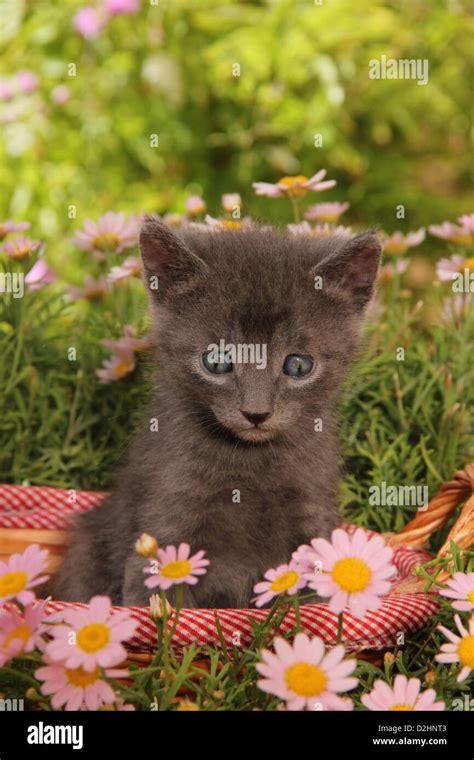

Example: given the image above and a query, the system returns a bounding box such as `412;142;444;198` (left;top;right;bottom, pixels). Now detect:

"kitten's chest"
194;482;306;558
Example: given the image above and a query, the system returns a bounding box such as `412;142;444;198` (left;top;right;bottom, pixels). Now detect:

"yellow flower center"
451;233;472;246
186;204;206;217
66;665;101;688
378;268;394;284
9;247;31;260
391;704;415;711
76;623;110;654
317;212;339;223
458;635;474;669
331;557;372;593
222;220;242;230
113;358;134;378
2;622;32;651
92;232;121;250
467;590;474;604
285;662;328;697
0;570;29;598
459;257;474;271
278;175;308;198
176;701;200;711
161;560;192;580
271;570;300;594
383;241;408;255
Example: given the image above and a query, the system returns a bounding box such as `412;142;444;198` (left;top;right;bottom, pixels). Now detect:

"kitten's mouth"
236;425;275;442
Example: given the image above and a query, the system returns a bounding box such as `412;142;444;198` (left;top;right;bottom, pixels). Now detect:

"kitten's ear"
311;230;382;309
139;215;208;300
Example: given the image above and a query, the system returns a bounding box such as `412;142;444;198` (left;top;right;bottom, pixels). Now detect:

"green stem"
290;197;300;223
293;595;301;632
160;590;171;679
167;585;183;643
336;612;344;645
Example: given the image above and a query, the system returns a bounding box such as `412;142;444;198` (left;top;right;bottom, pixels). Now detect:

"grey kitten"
51;218;381;608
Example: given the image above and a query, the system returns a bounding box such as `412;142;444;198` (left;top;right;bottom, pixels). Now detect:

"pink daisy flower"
0;544;49;605
439;572;474;612
436;613;474;682
2;236;42;260
287;221;352;238
71;212;140;256
17;70;39;94
253;169;336;199
104;0;140;15
68;276;109;301
96;326;151;383
74;7;106;39
143;543;209;591
36;655;128;711
221;193;242;213
107;256;141;282
0;601;47;666
25;259;57;292
96;349;135;383
185;195;207;217
458;213;474;233
253;563;307;607
429;220;473;246
102;325;151;355
304;528;396;619
201;214;253;232
381;228;425;255
436;253;473;282
51;85;70;105
0;220;30;240
304;201;350;223
256;632;357;711
46;595;137;673
362;675;445;711
162;212;185;227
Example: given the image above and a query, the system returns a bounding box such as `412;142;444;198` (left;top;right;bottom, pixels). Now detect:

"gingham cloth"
0;485;439;652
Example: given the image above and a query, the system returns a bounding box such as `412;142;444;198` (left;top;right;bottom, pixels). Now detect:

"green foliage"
340;300;473;537
0;0;472;264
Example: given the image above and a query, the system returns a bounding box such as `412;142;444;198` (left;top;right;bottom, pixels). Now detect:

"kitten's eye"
283;354;314;379
202;351;233;374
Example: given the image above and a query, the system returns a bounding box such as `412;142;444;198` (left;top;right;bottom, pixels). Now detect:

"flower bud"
149;593;172;622
135;533;158;558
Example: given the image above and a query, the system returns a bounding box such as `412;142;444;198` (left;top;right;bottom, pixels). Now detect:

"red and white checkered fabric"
0;485;439;652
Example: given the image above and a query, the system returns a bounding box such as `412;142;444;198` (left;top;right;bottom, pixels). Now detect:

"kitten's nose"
240;410;271;426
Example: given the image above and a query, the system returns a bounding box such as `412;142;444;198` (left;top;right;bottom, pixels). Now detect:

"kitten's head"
140;217;381;443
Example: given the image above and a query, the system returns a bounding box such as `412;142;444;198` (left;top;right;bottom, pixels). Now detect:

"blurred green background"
0;0;472;259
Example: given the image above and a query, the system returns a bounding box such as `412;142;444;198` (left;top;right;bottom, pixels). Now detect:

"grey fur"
51;219;381;608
